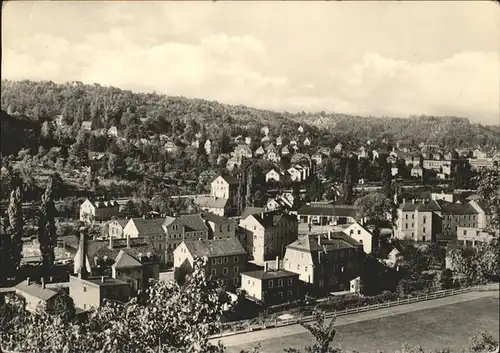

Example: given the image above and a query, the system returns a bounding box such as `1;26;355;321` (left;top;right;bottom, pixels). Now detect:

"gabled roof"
240;207;266;219
242;269;298;280
215;174;238;185
130;218;165;235
183;238;246;258
250;211;297;229
287;233;362;253
112;250;143;269
437;200;478;215
399;200;442;212
88;237;158;263
110;219;129;228
14;280;59;301
201;213;234;225
178;214;209;232
194;196;228;209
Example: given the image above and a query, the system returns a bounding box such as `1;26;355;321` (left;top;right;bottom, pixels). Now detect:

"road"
210;290;499;349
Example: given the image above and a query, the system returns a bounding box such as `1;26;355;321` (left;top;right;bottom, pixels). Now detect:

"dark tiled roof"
14;280;59;301
249;211;297;228
399;200;441;212
287;233;361;253
130;218;165;236
184;238;246;258
219;174;239;185
202;213;234;225
178;214;209;232
89;237;157;263
437;200;478;215
297;206;358;218
112;250;143;269
240;207;266;219
242;269;298;280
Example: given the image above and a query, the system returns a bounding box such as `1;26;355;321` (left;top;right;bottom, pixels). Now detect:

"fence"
210;284;499;339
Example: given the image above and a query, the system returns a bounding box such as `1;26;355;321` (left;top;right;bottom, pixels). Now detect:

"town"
1;84;499;352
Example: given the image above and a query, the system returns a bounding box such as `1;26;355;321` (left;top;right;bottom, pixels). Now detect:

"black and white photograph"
0;1;499;353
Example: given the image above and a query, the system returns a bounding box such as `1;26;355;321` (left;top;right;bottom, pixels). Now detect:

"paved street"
210;290;499;349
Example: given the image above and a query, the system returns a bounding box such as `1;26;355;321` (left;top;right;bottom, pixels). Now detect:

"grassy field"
228;297;499;353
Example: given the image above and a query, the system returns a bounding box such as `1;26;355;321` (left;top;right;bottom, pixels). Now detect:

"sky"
2;1;499;125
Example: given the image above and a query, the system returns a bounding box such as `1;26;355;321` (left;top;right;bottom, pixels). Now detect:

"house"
290;153;311;166
261;126;270;136
394;201;441;242
174;237;246;290
107;126;118;137
54;115;65;127
457;227;498;247
108;219;129;238
245;136;252;145
384;247;403;268
469;158;495;170
70;234;133;310
261;136;270;144
266;168;287;183
281;146;290;155
165;141;179;153
343;221;375;254
202;213;237;240
276;136;283;146
240;263;301;305
239;210;299;265
122;217;166;260
211;174;238;211
283;232;363;295
298;125;304;133
391;166;399;177
14;278;61;313
311;152;327;166
255;146;266;156
204;139;212;155
80;199;120;223
265;143;277;153
296;205;359;225
472;149;487;159
290;139;297;146
288;166;304;182
81;121;92;131
303;137;311;146
334;143;343;153
411;165;423;178
437;200;481;241
357;146;368;159
266;151;281;163
265;196;293;212
234;144;253;159
111;250;146;293
226;155;243;171
194;196;230;217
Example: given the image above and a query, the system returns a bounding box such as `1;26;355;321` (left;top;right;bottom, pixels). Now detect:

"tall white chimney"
126;232;130;248
328;230;332;240
264;262;269;272
275;256;280;270
317;235;321;246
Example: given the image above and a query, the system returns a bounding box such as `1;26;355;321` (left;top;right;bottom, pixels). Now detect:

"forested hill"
291;112;500;148
2;79;499;149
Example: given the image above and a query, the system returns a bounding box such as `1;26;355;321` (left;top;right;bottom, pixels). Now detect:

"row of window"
211;256;239;265
211;266;239;276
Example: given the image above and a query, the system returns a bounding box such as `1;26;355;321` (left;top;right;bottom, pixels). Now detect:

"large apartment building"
239;210;298;265
283;232;363;295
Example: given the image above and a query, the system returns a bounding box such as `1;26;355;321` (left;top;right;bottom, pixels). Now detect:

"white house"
303;137;311;146
276;136;283;146
255;146;265;156
287;166;304;182
266;168;286;183
204;140;212;155
107;126;118;137
261;126;270;136
298;125;304;134
343;222;374;254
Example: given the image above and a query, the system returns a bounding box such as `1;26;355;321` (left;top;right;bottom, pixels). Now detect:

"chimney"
78;230;89;279
41;277;46;289
412;199;415;204
26;277;31;285
264;262;269;272
126;232;130;248
101;276;105;283
275;256;280;270
317;235;321;246
328;230;332;240
109;236;114;249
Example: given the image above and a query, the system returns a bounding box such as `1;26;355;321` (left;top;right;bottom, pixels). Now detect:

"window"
211;269;216;276
278;292;283;298
268;280;274;288
223;267;228;275
423;216;426;224
463;230;467;236
405;214;408;220
357;230;361;235
288;278;293;286
297;264;300;271
305;266;308;272
224;257;228;264
234;256;239;263
405;223;408;229
233;278;239;285
234;266;239;274
211;258;216;265
218;258;223;264
287;290;292;297
319;279;324;288
83;304;86;309
423;227;426;233
83;286;87;293
278;279;283;287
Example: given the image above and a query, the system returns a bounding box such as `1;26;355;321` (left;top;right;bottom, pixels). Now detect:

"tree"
342;156;356;204
245;165;254;207
47;290;76;322
284;310;341;353
451;163;474;190
354;192;393;226
475;167;500;230
381;161;393;199
6;184;24;276
38;175;57;275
